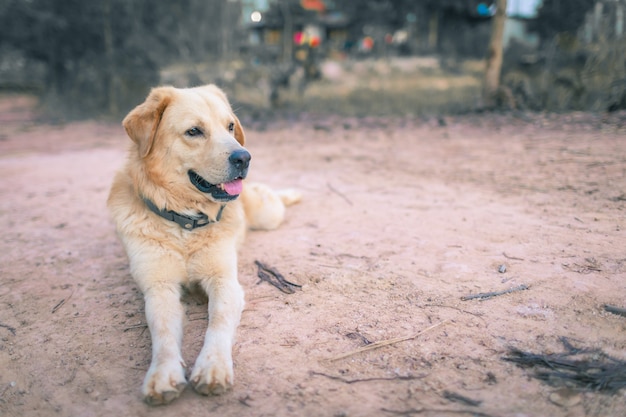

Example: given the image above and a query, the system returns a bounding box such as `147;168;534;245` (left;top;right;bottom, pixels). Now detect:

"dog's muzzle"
189;149;251;202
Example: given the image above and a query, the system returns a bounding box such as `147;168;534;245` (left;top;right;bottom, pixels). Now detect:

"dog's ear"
123;87;175;158
233;115;246;146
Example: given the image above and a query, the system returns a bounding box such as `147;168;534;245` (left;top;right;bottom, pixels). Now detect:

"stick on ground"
0;323;16;335
51;290;74;313
255;260;301;294
329;320;449;362
327;182;353;206
310;371;426;384
443;390;482;407
604;304;626;317
503;337;626;392
461;284;529;301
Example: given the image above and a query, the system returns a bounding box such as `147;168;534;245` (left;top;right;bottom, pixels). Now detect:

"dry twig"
443;390;482;407
503;337;626;392
51;290;74;313
310;371;426;384
502;252;525;261
327;182;353;206
382;407;494;417
603;304;626;317
123;323;148;332
562;258;602;274
255;260;301;294
329;320;449;362
0;323;16;335
422;304;485;320
461;284;529;301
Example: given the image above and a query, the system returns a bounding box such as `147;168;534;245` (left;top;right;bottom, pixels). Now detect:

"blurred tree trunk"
280;0;293;62
483;0;507;108
428;9;439;51
102;0;119;116
220;0;239;58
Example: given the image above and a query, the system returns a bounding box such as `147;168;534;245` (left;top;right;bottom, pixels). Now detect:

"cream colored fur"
107;84;300;405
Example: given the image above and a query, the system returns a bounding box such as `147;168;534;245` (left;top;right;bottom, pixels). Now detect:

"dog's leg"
127;248;188;405
141;282;187;405
190;266;244;395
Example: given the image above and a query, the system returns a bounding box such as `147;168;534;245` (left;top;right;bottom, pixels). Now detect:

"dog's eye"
185;127;203;137
228;122;235;133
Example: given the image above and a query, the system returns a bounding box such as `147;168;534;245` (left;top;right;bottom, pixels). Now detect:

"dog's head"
123;85;249;203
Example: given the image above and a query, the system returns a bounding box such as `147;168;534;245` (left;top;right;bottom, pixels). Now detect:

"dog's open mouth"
188;170;243;201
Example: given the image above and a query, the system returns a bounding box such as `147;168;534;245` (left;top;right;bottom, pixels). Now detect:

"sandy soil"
1;95;626;417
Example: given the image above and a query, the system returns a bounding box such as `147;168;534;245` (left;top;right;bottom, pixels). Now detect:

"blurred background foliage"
0;0;625;120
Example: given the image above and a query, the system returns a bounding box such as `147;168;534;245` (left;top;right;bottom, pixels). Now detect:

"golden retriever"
107;85;300;405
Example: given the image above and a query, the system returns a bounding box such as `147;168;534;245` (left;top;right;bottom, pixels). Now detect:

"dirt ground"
1;95;625;417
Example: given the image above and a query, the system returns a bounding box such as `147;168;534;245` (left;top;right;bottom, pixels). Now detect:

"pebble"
548;388;581;407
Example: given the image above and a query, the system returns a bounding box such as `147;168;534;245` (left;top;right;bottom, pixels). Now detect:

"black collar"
143;197;225;230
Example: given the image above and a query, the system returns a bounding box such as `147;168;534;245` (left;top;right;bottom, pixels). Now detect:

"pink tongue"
222;179;243;195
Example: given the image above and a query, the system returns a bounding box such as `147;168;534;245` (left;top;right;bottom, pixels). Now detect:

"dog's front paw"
190;354;234;396
142;360;187;405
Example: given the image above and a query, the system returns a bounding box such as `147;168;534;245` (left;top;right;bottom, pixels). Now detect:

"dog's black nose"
229;149;251;170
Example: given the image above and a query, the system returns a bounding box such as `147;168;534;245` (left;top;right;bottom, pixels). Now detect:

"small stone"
548;388;581;407
498;264;507;273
